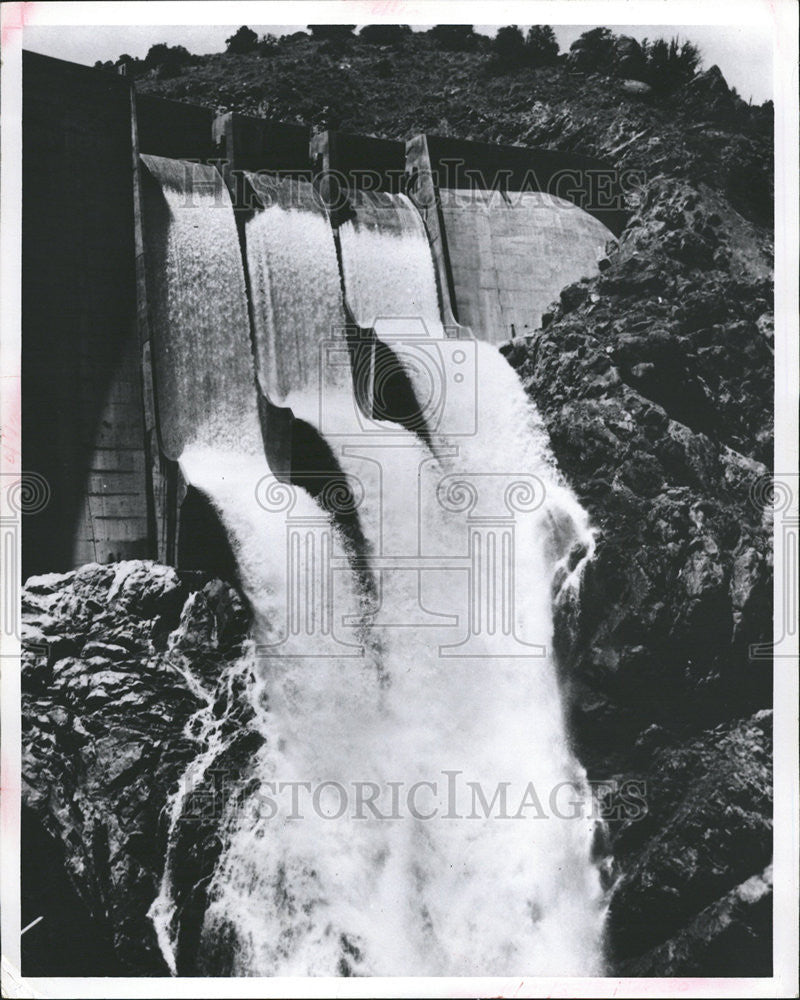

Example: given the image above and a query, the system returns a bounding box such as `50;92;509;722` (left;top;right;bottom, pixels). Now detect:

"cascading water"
143;162;607;976
139;155;260;459
139;155;278;972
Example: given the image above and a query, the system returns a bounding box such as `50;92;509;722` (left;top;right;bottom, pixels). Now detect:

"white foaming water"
191;388;606;975
338;190;443;328
140;155;257;459
147;170;607;975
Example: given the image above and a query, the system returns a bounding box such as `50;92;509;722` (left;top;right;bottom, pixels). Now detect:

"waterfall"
139;154;261;459
142;161;607;976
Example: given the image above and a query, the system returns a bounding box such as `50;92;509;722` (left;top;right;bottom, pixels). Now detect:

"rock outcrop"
21;562;258;975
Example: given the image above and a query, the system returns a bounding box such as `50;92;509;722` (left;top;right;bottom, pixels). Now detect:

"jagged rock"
608;713;772;972
614;38;647;80
21;562;257;975
621;865;772;976
560;280;590;312
683;65;739;122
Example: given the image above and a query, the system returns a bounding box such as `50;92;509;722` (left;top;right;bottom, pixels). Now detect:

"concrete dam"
22;51;623;579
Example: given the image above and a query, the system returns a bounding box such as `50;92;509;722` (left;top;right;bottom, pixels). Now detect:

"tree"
225;25;259;54
568;27;616;72
642;36;702;92
143;43;193;77
428;25;479;52
493;25;526;66
257;33;279;56
359;24;412;45
526;25;559;66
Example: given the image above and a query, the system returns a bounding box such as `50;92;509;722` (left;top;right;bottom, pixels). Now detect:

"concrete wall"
409;133;627;236
137;95;215;161
214;112;310;174
311;131;406;195
22;52;149;577
406;133;623;344
440;189;613;340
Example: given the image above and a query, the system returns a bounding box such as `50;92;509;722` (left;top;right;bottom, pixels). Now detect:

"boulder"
621;78;652;97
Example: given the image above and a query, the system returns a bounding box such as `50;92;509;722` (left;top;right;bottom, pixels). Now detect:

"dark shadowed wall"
22;52;149;577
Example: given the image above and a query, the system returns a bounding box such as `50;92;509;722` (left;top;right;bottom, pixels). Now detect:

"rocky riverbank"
503;162;773;976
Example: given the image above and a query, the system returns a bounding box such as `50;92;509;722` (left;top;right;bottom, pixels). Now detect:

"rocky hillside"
129;27;772;227
23;25;774;978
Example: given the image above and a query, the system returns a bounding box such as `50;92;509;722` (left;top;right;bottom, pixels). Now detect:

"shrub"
359;24;412;45
641;37;702;93
257;33;279;56
142;43;193;77
307;25;356;40
428;25;479;52
281;31;310;44
566;26;701;91
225;25;258;54
526;25;559;66
493;26;526;66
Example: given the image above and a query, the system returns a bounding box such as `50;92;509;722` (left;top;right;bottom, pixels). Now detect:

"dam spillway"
139;154;259;461
135;109;607;977
22;51;623;575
